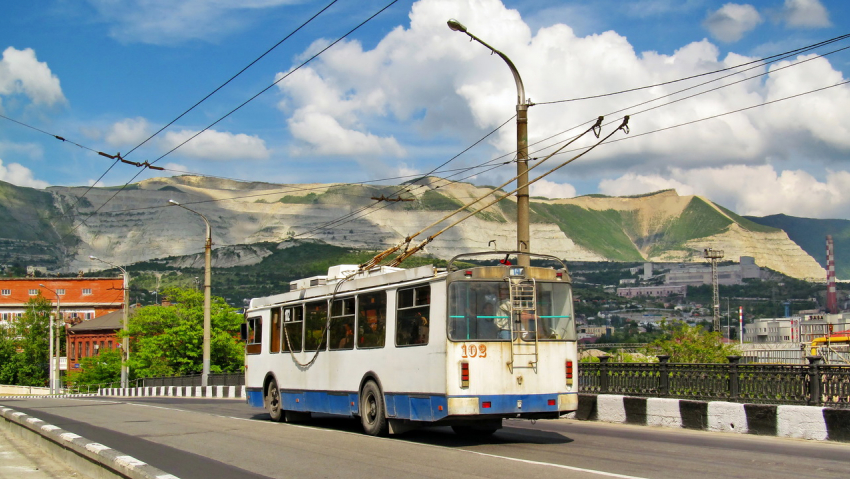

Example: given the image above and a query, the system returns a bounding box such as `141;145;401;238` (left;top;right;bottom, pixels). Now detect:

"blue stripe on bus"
539;315;570;318
247;389;573;420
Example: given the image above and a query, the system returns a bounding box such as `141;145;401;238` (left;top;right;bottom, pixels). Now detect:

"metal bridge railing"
579;355;850;408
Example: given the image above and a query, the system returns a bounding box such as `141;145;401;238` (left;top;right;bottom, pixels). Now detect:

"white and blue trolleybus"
242;251;578;435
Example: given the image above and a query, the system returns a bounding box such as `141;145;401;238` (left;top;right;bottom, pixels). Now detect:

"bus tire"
360;380;388;436
265;379;284;422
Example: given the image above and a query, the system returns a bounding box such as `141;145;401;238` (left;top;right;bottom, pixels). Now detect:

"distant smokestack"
827;235;838;314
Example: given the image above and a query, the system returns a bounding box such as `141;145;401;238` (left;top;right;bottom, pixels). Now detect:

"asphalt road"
2;397;848;479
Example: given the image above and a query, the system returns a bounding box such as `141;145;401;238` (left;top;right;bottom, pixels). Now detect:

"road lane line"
458;449;650;478
117;400;650;478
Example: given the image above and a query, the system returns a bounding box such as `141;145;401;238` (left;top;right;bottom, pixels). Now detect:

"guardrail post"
727;355;741;400
806;356;823;406
657;355;670;396
599;355;610;393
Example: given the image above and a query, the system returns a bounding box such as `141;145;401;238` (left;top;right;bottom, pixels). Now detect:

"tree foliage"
0;295;57;386
647;321;740;363
123;288;244;378
66;348;122;387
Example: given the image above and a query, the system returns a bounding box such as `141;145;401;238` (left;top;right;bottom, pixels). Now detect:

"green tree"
123;288;244;378
3;295;57;386
66;348;121;388
647;321;740;363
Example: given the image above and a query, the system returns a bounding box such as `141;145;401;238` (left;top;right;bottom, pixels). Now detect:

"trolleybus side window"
282;306;303;352
330;297;355;350
304;301;328;351
357;291;386;349
246;316;262;354
396;285;430;346
270;308;282;353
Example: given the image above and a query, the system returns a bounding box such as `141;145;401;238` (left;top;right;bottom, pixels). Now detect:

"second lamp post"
169;199;212;388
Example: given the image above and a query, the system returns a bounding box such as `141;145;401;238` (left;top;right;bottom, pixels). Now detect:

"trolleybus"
242;252;578;435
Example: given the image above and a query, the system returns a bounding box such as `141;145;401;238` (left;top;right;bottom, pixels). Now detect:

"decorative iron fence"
137;373;244;388
579;355;850;408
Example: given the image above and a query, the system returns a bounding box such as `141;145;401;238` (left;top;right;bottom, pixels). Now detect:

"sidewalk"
0;424;88;479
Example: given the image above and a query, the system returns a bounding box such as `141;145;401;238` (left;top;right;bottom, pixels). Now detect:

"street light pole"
447;19;531;266
90;256;130;388
39;284;60;394
169;199;212;387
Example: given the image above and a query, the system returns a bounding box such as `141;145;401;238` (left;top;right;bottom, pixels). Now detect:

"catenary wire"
65;0;400;236
534;32;850;105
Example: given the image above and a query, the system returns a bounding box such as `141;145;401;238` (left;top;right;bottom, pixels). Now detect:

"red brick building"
66;307;129;372
0;277;124;325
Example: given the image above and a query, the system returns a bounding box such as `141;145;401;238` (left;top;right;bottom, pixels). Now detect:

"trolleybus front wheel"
265;379;284;422
360;380;388;436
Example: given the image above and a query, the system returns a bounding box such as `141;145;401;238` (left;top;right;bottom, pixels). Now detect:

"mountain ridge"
0;177;826;280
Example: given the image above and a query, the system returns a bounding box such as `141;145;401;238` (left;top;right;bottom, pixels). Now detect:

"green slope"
531;203;644;261
745;214;850;279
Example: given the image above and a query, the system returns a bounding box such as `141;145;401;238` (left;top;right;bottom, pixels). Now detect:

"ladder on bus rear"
508;278;538;373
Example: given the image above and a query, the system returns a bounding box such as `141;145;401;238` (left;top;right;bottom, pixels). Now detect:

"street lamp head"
168;199;180;206
89;255;98;260
447;19;467;33
39;284;45;288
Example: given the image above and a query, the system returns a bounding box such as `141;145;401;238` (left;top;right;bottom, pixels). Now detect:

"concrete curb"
99;385;246;399
1;404;179;479
568;394;850;442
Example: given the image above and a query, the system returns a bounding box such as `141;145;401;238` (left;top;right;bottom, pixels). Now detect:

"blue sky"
2;0;850;218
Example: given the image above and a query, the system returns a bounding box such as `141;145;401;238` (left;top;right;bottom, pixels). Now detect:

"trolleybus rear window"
270;308;281;353
396;285;430;346
246;316;262;354
448;281;575;341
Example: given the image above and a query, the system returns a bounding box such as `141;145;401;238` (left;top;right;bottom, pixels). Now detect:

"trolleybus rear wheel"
360;380;387;436
266;379;284;422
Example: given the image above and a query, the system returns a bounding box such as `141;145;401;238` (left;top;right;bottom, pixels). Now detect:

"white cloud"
703;3;762;42
781;0;830;28
287;110;406;158
0;47;65;107
269;0;850;186
599;165;850;219
0;158;48;188
86;0;301;45
105;117;152;148
160;129;271;161
530;179;576;199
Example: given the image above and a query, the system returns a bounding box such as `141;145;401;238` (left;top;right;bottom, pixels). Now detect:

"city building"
0;277;124;326
664;256;761;286
66;307;131;373
616;285;687;298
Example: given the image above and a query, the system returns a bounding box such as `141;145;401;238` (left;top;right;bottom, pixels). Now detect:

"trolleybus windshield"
447;281;575;341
